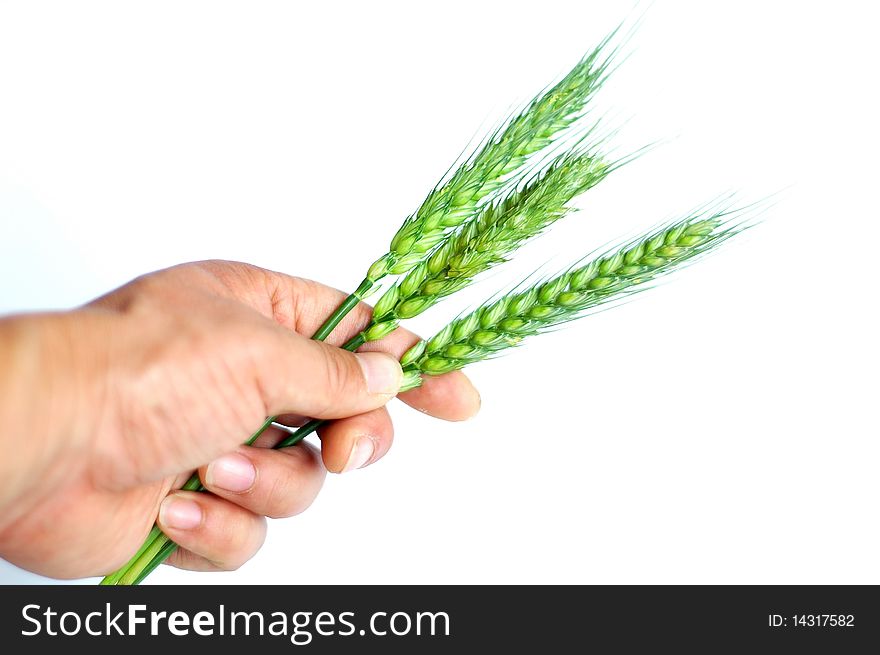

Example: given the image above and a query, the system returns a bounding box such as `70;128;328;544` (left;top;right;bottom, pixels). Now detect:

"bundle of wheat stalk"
102;32;749;585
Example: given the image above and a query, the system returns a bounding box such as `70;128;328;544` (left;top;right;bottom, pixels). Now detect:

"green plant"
362;145;614;342
326;34;619;337
397;209;744;390
101;35;619;586
100;30;750;585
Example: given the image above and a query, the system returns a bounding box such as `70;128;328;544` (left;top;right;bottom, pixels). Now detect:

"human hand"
0;261;480;578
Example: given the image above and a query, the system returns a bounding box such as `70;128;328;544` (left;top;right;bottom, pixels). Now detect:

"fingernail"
342;435;376;472
355;352;402;395
206;452;256;493
159;495;202;530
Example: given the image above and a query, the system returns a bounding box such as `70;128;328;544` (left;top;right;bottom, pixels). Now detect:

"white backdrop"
1;1;877;584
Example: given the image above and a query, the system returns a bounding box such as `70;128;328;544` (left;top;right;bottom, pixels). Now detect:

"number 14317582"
769;614;855;628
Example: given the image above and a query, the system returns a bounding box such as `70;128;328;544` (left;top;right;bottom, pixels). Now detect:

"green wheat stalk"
101;37;621;586
397;206;746;390
239;40;617;450
110;204;745;585
102;143;617;585
365;33;619;285
361;145;613;343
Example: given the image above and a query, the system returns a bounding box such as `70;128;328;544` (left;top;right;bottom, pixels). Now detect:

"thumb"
260;327;403;419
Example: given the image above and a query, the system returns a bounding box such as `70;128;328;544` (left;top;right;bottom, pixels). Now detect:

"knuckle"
286;276;324;334
313;347;360;415
264;448;325;518
265;481;305;519
265;472;323;519
322;348;349;391
219;516;266;570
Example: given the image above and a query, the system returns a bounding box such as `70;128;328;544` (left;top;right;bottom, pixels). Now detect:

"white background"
1;1;878;584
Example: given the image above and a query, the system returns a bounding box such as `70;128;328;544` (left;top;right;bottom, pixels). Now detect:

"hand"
0;261;480;578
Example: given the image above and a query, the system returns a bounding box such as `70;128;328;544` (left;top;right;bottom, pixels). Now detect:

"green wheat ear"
366;34;620;283
359;143;614;342
397;204;749;390
98;32;626;586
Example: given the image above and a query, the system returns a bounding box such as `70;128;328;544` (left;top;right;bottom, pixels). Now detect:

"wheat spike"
397;208;744;390
360;148;610;342
365;40;616;282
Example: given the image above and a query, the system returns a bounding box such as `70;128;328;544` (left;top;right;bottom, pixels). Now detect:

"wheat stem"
310;277;374;340
98;525;162;585
99;285;363;584
100;31;676;586
109;205;743;584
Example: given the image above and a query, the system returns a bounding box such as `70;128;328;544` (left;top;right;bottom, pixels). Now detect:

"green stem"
117;533;172;585
312;278;372;341
132;539;178;585
277;418;327;449
98;417;276;585
125;333;370;580
101;290;372;585
98;525;163;585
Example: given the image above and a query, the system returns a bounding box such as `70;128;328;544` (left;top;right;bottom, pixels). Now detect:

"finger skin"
397;370;481;421
258;329;402;419
165;546;230;573
318;406;394;473
193;262;482;420
0;260;485;580
314;373;481;473
199;442;326;518
156;490;266;571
